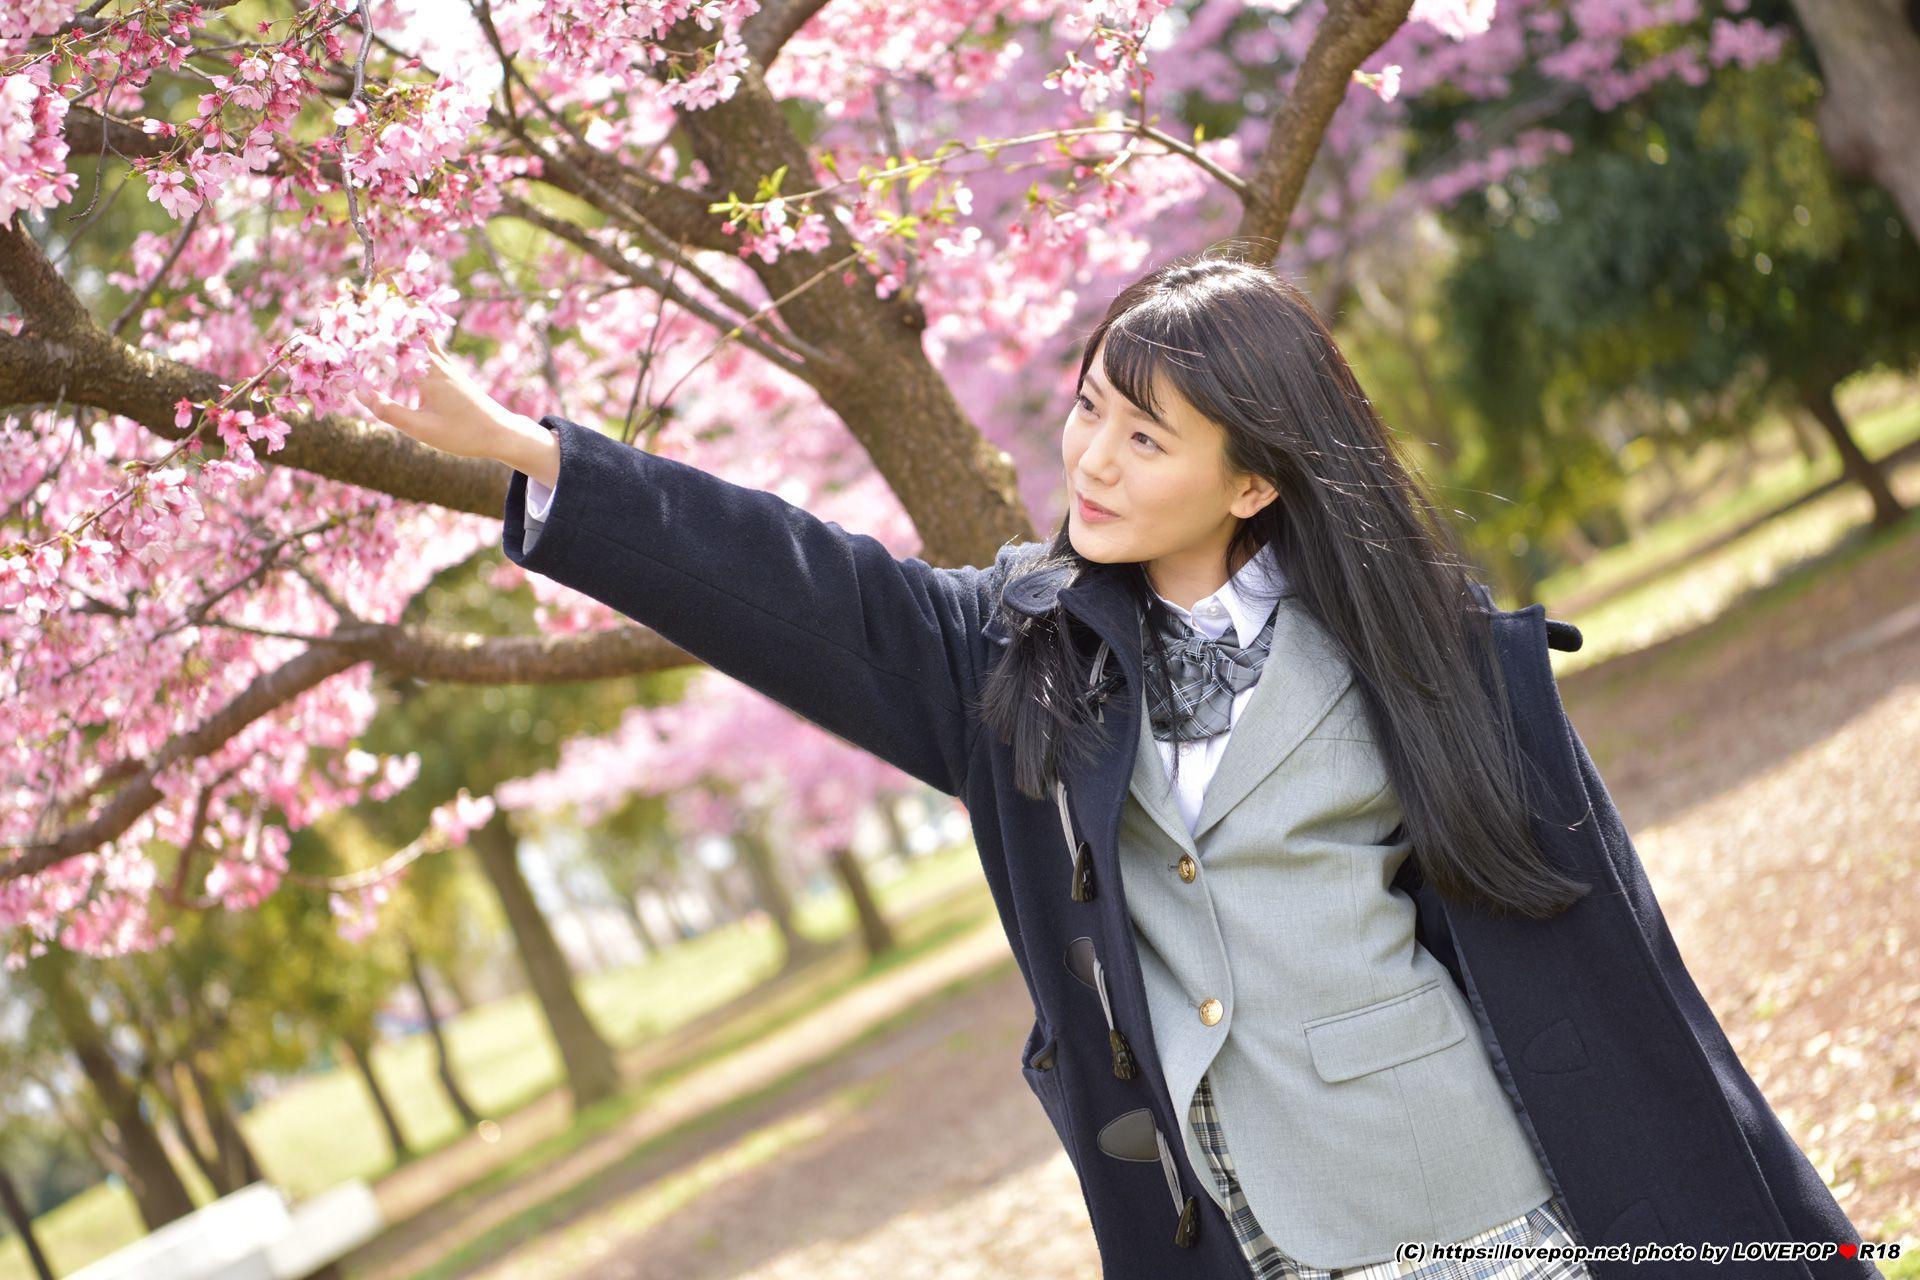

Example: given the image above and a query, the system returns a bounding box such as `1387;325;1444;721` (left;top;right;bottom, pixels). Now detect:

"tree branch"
1;620;700;883
740;0;836;67
1233;0;1414;254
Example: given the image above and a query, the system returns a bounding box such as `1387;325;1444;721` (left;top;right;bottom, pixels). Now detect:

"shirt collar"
1149;541;1287;644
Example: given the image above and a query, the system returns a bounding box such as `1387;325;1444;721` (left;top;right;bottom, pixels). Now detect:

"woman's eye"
1132;431;1161;453
1075;393;1096;415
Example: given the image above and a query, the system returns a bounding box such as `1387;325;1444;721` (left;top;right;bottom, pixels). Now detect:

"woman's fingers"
358;385;423;436
356;336;515;460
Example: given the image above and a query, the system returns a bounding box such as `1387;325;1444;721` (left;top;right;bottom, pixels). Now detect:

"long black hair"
974;244;1590;921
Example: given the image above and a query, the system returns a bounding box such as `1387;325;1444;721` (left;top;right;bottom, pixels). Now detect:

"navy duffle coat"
502;414;1880;1280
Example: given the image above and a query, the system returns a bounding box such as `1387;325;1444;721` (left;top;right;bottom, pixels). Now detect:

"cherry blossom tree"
499;670;924;963
1;0;1798;965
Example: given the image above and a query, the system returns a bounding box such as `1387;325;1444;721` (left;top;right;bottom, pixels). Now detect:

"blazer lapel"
1188;595;1355;842
1128;684;1198;854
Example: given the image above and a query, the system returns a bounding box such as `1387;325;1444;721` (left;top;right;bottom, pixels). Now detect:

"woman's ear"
1231;473;1280;519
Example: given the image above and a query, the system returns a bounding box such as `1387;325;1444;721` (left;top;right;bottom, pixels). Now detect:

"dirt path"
450;966;1095;1280
348;917;1052;1280
363;525;1919;1280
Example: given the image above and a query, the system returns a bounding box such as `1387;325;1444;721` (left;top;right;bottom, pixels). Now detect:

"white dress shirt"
521;476;557;551
1144;542;1288;835
527;470;1282;835
528;476;557;520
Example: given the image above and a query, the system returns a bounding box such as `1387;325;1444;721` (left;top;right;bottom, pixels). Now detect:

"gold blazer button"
1176;854;1197;883
1198;998;1224;1026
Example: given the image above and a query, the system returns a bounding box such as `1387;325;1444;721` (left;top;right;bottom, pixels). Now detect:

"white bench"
67;1180;383;1280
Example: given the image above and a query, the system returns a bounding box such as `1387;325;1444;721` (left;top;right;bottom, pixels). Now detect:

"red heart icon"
1839;1244;1859;1259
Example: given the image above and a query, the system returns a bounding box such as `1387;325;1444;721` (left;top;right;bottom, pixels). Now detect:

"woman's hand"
357;333;560;485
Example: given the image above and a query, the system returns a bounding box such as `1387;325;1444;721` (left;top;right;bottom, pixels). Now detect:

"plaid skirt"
1188;1071;1593;1279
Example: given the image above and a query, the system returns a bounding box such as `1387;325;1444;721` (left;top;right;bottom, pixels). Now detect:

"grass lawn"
1535;390;1920;676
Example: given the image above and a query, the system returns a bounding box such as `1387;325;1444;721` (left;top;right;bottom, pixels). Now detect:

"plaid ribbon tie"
1141;599;1282;743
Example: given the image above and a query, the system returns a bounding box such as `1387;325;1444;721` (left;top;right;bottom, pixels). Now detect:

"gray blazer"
1116;591;1554;1268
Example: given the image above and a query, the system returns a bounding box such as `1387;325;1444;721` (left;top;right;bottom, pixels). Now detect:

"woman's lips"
1077;492;1121;522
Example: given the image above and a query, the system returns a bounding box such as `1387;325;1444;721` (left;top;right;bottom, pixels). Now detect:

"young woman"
362;250;1877;1280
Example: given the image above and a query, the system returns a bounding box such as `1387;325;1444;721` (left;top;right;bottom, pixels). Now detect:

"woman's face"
1062;341;1277;577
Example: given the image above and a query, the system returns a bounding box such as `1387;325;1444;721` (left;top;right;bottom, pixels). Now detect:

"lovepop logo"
1718;1241;1903;1263
1396;1239;1907;1266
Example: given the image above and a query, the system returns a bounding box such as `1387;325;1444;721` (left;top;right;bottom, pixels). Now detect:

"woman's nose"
1077;420;1123;477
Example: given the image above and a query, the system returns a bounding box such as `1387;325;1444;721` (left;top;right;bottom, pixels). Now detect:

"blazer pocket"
1302;979;1468;1083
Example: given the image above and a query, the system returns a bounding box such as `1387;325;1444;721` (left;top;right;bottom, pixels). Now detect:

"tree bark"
735;829;825;970
467;810;623;1110
184;1059;264;1189
1789;407;1827;465
1804;382;1906;528
405;943;483;1128
551;871;615;974
28;953;195;1230
611;891;657;957
1789;0;1920;238
647;874;701;941
828;845;897;960
684;871;729;932
436;960;478;1016
718;865;757;922
159;1066;231;1195
340;1033;412;1163
139;1054;227;1195
0;1166;56;1280
876;797;915;871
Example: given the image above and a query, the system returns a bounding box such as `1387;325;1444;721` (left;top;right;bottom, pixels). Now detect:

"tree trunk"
405;944;482;1128
121;1015;238;1196
140;1054;228;1195
684;872;728;932
340;1033;412;1162
468;810;623;1110
1789;0;1920;239
0;1166;55;1280
735;830;826;969
160;1065;232;1195
876;797;916;870
29;953;195;1229
828;845;897;960
436;960;477;1015
662;880;703;940
29;1063;137;1190
720;865;758;922
611;891;657;958
1804;382;1906;528
1788;406;1827;465
185;1059;264;1189
554;871;616;974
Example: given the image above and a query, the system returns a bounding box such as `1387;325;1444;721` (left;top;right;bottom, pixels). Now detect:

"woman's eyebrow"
1084;370;1179;435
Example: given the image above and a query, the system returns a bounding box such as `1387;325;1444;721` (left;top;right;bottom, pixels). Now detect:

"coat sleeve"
1563;723;1882;1275
502;413;1007;798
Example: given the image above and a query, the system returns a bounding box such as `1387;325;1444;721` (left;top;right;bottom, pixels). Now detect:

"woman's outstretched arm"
359;344;1000;797
503;414;995;795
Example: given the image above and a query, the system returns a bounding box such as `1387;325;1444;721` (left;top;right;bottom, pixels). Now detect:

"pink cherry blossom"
0;0;1794;960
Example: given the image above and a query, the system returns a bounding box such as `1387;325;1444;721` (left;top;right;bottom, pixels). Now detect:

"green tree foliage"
1414;26;1920;585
